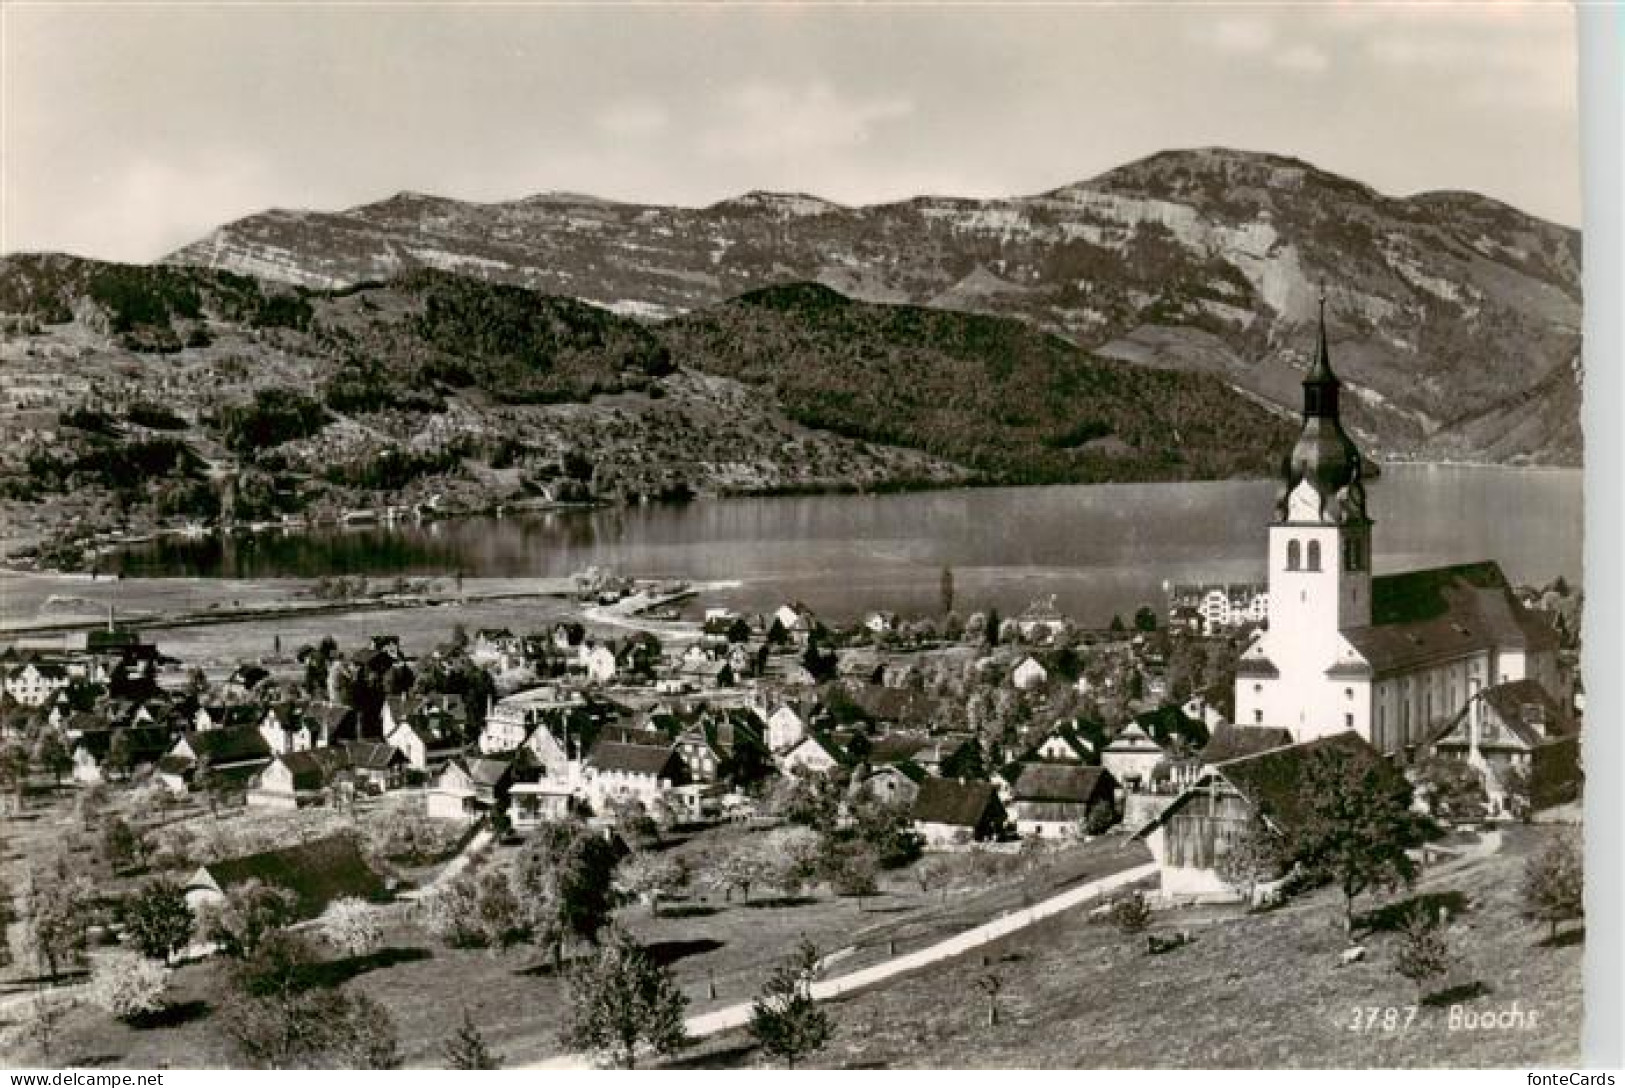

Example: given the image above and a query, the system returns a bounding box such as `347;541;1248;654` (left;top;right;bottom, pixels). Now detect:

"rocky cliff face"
163;148;1583;465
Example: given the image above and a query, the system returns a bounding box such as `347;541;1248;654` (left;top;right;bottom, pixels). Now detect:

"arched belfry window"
1307;540;1322;571
1286;539;1301;571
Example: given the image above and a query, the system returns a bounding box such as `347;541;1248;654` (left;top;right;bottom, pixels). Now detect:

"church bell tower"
1235;290;1378;739
1268;292;1372;640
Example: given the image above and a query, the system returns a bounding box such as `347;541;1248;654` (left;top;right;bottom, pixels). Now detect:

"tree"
193;753;222;817
825;840;880;909
329;991;402;1069
199;879;300;957
985;608;1001;647
913;857;953;903
1214;812;1286;906
102;815;147;874
122;879;194;963
105;729;134;781
516;823;622;951
1083;798;1118;837
1393;906;1452;1001
1110;890;1152;936
1287;746;1435;933
322;897;382;959
31;730;71;787
560;928;689;1069
1108;614;1126;634
1522;831;1584;941
749;938;832;1068
0;740;29;810
1413;756;1489;820
219;928;398;1069
25;994;70;1064
23;875;90;983
418;872;492;949
619;851;689;917
1500;761;1535;821
976;972;1003;1029
1133;606;1158;632
443;1006;501;1069
89;950;171;1022
939;566;956;617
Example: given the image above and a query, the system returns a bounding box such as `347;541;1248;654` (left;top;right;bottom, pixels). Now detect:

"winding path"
524;858;1158;1069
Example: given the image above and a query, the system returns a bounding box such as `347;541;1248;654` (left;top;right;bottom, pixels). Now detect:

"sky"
0;2;1583;264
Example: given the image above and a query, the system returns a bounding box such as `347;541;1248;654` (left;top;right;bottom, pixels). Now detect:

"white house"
582;740;687;813
2;662;71;706
1100;722;1166;792
1012;657;1049;691
766;705;807;753
578;644;618;684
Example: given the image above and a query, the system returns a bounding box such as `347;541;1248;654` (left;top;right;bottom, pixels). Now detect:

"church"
1233;299;1563;755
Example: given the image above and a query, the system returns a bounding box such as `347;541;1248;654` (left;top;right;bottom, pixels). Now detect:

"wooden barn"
1131;731;1383;902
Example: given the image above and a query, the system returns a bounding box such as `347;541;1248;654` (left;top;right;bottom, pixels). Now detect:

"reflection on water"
109;466;1582;626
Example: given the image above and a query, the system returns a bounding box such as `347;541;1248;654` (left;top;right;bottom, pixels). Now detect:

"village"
0;543;1587;1068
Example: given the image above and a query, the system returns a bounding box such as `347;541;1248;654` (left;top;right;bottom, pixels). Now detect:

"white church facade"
1233;299;1561;754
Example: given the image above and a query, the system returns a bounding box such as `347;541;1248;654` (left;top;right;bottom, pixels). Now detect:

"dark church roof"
1341;561;1559;675
1201;723;1294;765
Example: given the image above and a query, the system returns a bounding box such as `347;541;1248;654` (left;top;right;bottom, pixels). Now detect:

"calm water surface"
109;465;1583;626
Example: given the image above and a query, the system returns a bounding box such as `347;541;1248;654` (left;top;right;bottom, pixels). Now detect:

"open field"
673;824;1581;1069
0;800;1152;1069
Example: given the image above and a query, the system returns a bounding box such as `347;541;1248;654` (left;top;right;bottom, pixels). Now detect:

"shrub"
89;950;170;1021
1110;890;1152;936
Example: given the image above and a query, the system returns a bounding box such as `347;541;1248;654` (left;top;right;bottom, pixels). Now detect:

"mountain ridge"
161;147;1583;466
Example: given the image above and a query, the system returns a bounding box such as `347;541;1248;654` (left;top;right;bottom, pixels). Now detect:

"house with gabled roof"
1012;656;1049;691
779;733;846;779
384;696;467;772
1131;731;1382;902
194;703;264;733
248;748;353;810
3;661;71;707
766;704;807;753
71;726;173;785
1003;763;1117;838
1030;719;1103;763
1100;721;1166;792
184;833;386;920
674;708;770;786
583;739;688;812
426;756;514;819
1420;677;1581;815
850;760;926;810
160;726;273;792
344;740;409;792
911;778;1007;846
257;704;313;757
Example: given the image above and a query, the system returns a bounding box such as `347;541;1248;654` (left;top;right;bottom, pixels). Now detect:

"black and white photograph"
0;1;1615;1073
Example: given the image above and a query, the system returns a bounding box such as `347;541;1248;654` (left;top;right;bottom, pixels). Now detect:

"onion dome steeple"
1274;290;1368;524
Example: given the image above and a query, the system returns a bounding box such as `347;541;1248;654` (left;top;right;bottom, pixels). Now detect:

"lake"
107;465;1583;626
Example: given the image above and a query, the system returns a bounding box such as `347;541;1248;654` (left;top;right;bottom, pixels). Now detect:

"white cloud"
699;82;914;163
596;100;669;139
1208;17;1275;54
1278;44;1330;75
4;150;278;262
